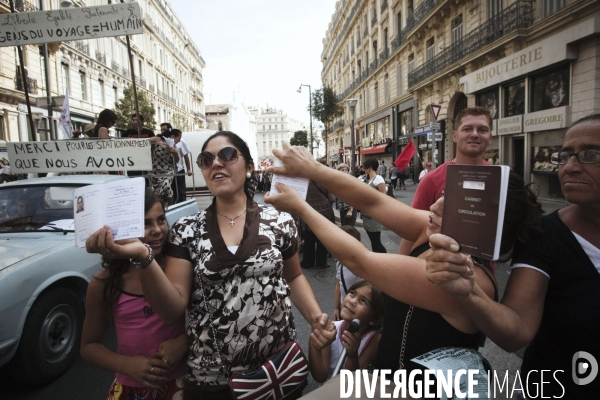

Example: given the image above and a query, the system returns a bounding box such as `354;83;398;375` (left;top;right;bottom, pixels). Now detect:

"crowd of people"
79;107;598;399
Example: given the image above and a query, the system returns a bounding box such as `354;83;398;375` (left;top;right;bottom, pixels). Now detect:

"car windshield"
0;185;77;232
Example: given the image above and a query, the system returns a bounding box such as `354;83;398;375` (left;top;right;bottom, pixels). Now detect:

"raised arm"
270;144;424;242
426;233;547;351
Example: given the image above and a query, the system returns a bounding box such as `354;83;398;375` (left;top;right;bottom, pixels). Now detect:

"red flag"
394;140;416;171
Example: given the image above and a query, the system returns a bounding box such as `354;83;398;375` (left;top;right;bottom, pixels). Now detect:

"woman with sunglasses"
86;131;329;399
426;114;600;398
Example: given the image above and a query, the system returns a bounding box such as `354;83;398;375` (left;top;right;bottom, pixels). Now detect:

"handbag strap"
398;305;414;369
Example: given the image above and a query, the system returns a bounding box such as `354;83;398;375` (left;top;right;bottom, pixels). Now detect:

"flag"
394;139;416;171
58;88;73;139
261;157;272;169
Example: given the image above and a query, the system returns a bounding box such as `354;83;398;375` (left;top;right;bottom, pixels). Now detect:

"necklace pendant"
229;220;235;227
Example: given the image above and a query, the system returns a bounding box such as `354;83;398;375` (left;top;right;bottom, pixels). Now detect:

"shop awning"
360;143;390;155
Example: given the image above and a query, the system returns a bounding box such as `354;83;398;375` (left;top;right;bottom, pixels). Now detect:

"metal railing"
122;66;129;77
111;60;120;72
371;15;378;27
1;0;37;12
95;51;106;64
74;41;89;55
381;0;388;12
149;84;155;93
402;0;442;40
15;70;37;95
408;1;533;87
379;47;389;64
391;35;401;52
333;119;346;130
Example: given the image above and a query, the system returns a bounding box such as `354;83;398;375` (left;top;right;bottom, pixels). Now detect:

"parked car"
0;175;198;385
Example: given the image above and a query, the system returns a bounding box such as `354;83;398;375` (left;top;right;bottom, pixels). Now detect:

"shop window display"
530;67;570;112
476;88;499;119
504;81;525;117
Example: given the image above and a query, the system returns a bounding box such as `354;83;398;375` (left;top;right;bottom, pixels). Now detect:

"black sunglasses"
197;147;242;169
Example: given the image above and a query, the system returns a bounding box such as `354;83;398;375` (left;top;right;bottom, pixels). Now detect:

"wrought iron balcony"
333;119;346;130
122;66;129;77
357;36;361;46
1;0;37;12
149;84;155;93
391;35;401;52
14;70;37;95
408;1;533;88
371;15;378;27
369;59;377;72
135;76;146;88
363;28;368;38
381;0;388;13
111;60;120;71
73;41;89;55
402;0;442;40
379;48;389;64
95;51;106;64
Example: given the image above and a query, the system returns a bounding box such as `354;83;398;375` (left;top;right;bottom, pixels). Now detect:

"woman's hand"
85;226;148;261
341;330;360;357
269;142;320;179
309;323;336;350
264;183;308;216
426;233;476;299
153;334;187;375
122;355;169;388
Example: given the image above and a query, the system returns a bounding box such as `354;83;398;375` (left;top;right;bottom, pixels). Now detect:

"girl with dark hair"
91;109;118;138
265;143;542;391
86;131;329;399
81;190;186;400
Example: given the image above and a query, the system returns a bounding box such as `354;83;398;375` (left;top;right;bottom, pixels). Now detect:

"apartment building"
253;107;305;164
322;0;600;200
0;0;206;143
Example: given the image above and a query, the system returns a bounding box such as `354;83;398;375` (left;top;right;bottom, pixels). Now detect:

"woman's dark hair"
497;171;544;262
100;189;164;321
347;279;384;331
364;157;379;172
90;109;118;138
201;131;254;200
340;225;361;242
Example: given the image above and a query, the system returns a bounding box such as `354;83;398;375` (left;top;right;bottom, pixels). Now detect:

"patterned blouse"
165;199;300;387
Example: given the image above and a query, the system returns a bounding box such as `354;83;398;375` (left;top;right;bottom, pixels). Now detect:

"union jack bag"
229;340;309;400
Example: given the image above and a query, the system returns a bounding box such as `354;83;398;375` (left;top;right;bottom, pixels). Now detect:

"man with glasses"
427;113;600;398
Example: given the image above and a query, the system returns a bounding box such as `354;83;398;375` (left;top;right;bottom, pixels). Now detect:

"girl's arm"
80;274;169;388
266;186;495;326
270;144;425;242
344;332;381;371
333;281;341;321
308;327;335;383
283;253;327;325
86;227;192;323
153;333;188;374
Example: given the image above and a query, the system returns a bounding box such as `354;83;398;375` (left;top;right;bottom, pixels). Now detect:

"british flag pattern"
230;341;308;400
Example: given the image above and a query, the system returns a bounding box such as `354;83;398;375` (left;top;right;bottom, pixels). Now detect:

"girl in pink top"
81;190;187;400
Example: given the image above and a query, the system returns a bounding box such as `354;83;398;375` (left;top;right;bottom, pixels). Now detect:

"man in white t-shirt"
170;129;192;203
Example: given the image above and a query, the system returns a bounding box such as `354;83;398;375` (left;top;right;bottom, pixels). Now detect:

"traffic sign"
430;122;441;131
430;104;441;121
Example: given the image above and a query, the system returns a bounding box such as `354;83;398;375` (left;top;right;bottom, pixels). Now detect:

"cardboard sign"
0;3;143;47
7;139;152;173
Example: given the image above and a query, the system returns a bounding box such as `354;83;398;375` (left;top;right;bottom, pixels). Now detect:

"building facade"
253;107;305;165
321;0;600;200
0;0;206;143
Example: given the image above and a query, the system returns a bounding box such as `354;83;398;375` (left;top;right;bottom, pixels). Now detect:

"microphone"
332;319;360;377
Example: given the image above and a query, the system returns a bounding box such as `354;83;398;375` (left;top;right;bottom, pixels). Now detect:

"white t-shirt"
176;139;191;171
368;175;385;187
419;169;428;180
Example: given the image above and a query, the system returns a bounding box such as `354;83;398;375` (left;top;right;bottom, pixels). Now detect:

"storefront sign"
0;3;143;47
398;136;410;145
524;106;569;132
459;17;600;93
418;144;429;150
338;148;344;154
7;139;152;173
497;115;523;136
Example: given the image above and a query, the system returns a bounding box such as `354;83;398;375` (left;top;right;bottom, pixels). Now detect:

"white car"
0;175;198;384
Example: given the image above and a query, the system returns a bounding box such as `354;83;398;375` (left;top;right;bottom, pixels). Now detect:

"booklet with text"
73;177;145;248
441;164;510;260
269;157;309;200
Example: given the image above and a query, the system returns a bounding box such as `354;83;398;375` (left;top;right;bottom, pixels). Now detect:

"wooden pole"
121;0;142;137
10;0;37;141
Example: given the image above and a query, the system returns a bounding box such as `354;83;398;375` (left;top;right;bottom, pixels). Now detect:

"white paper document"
73;177;145;248
269;158;309;200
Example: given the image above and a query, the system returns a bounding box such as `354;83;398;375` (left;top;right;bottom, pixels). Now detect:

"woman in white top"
361;157;387;253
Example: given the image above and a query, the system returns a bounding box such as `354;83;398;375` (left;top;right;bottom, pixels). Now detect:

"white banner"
7;139;153;173
58;88;72;139
0;3;143;47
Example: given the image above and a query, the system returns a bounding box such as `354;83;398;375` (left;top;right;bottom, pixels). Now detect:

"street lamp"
346;98;358;175
297;84;313;156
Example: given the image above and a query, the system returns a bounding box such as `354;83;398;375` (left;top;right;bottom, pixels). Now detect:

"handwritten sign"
0;3;143;47
7;139;153;173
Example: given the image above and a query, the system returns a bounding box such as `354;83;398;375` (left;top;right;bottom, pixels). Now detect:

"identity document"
73;177;145;248
441;164;510;260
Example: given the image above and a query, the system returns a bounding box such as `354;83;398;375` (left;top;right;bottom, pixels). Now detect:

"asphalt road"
0;188;566;399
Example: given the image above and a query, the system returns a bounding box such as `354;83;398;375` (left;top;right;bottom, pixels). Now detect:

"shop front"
362;108;393;168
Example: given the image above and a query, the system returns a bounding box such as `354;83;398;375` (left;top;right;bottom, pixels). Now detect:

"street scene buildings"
253;106;306;164
0;0;206;142
321;0;600;201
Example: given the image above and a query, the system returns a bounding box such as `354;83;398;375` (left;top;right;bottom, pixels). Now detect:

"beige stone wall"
571;37;600;122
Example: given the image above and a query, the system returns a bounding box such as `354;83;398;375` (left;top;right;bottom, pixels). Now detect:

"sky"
169;0;338;127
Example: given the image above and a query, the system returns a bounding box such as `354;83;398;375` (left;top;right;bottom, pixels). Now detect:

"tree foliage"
311;86;345;135
171;113;190;131
289;130;309;147
114;85;157;130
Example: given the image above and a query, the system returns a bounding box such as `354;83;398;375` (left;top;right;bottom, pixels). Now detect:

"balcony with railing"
391;35;401;52
333;119;346;130
357;35;361;47
0;0;37;12
15;70;37;95
408;1;533;87
371;15;378;27
122;66;129;77
381;0;388;13
363;27;368;38
73;41;89;55
95;51;106;64
111;60;120;72
135;76;146;88
149;84;155;93
402;0;442;40
379;47;389;64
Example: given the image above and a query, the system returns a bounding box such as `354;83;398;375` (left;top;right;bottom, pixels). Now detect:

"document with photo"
269;157;309;200
73;177;145;248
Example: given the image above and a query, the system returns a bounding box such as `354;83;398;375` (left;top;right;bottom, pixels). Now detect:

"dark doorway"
513;137;525;178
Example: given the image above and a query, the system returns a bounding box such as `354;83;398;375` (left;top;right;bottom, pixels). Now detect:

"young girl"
81;190;187;400
309;279;384;383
